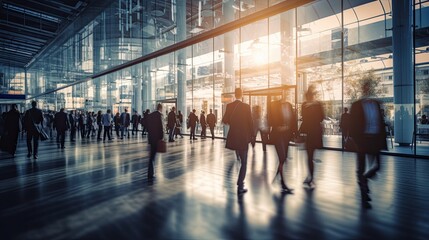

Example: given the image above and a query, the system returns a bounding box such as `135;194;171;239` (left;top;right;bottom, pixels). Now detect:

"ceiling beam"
0;29;48;43
0;21;57;38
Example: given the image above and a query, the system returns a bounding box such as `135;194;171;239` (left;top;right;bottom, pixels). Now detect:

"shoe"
303;179;315;189
61;146;65;149
237;188;248;195
193;138;198;140
148;175;156;180
27;153;31;158
33;155;38;159
169;139;175;142
281;185;294;194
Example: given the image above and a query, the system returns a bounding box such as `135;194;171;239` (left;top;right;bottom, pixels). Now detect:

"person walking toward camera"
350;80;387;208
300;85;324;188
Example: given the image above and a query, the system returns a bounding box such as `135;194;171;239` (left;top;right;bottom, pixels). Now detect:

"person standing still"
146;103;164;180
222;88;254;195
340;107;351;147
167;107;176;142
24;101;44;159
54;108;69;149
102;109;113;142
96;110;103;140
206;109;216;140
120;108;131;139
200;110;207;139
131;110;141;136
188;109;199;141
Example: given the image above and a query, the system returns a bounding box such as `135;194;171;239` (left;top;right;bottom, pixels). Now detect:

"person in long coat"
146;104;164;180
299;85;324;188
54;108;69;149
222;88;254;194
268;95;297;193
188;109;199;140
350;80;387;208
4;104;21;156
24;101;44;159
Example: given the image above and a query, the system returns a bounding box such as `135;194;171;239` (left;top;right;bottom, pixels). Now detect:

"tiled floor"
1;134;428;239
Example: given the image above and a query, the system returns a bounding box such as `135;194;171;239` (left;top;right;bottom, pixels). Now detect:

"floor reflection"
0;136;428;239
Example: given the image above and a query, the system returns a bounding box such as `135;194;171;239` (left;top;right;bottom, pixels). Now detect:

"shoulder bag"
30;110;49;141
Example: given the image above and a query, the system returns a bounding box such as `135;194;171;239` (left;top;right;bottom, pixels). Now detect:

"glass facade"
1;0;428;157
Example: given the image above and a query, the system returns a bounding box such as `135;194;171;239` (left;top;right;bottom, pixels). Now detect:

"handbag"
157;140;166;153
30;110;49;141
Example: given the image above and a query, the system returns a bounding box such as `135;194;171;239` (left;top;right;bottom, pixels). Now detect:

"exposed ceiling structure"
0;0;90;67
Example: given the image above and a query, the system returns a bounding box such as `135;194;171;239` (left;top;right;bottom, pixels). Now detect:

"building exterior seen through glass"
0;0;428;157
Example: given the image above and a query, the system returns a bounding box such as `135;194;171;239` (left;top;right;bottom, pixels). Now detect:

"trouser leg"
236;149;248;189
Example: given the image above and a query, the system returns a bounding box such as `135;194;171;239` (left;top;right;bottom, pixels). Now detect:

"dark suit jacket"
24;107;43;133
167;111;176;128
207;113;216;127
300;101;324;149
54;111;69;131
188;112;199;127
350;98;387;153
147;111;163;145
268;100;297;142
69;114;76;128
222;100;254;151
5;109;21;134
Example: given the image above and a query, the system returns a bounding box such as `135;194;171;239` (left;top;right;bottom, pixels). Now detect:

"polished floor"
1;134;428;240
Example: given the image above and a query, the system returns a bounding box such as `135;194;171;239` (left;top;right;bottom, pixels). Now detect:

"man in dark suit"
120;108;131;139
222;88;254;194
188;109;199;141
206;109;216;140
350;80;387;208
167;107;176;142
54;108;69;149
4;104;21;157
131;110;141;136
24;101;44;159
146;103;164;180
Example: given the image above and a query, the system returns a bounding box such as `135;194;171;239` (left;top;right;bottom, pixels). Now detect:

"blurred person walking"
146;103;164;180
222;88;254;195
268;93;297;193
350;80;387;208
299;85;324;188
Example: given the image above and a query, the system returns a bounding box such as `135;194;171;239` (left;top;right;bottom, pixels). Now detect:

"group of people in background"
0;82;390;208
0;102;157;159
